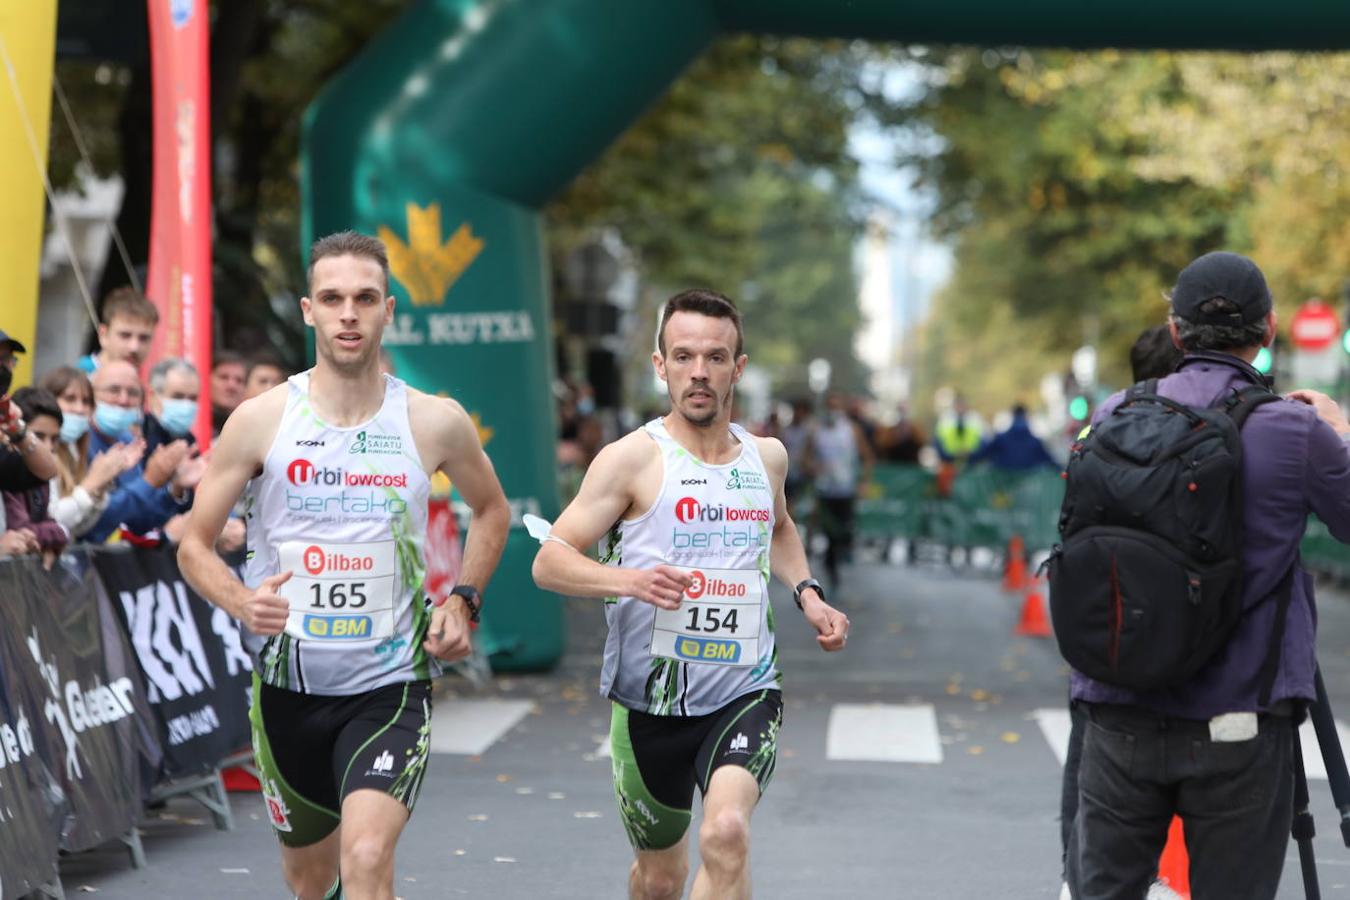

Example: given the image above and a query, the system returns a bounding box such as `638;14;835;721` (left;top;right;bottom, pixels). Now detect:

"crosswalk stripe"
1033;708;1072;766
1033;707;1350;782
1299;717;1350;782
826;703;943;764
430;699;535;756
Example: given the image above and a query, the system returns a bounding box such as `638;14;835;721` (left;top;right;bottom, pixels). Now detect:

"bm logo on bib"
304;614;373;639
676;636;741;663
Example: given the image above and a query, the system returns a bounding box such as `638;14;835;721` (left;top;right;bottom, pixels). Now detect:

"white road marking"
1300;717;1350;782
1033;708;1073;766
430;699;535;755
826;703;943;764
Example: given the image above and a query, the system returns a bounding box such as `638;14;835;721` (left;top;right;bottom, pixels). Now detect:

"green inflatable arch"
301;0;1350;670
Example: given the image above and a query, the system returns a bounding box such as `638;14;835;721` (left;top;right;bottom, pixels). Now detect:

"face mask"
159;399;198;436
93;401;141;438
60;413;89;444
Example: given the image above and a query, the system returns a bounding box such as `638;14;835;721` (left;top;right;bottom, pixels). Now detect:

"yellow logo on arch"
378;202;484;306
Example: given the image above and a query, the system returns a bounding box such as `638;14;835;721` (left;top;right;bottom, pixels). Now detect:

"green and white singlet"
599;419;781;716
241;371;438;695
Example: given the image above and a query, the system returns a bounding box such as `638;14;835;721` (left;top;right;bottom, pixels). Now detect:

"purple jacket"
1071;352;1350;719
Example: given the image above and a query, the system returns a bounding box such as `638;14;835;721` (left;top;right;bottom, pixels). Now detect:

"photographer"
0;331;58;557
1066;253;1350;899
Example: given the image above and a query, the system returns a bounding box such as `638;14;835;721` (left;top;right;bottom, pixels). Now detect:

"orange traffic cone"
1155;816;1190;897
1015;577;1053;638
1003;534;1027;591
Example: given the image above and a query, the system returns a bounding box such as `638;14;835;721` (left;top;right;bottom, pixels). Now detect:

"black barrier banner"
0;552;157;854
92;545;253;778
0;652;60;898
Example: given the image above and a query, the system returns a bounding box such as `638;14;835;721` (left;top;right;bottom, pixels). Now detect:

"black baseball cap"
0;330;27;354
1170;252;1272;326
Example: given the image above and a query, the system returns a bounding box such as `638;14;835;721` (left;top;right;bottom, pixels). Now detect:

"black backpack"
1047;377;1285;692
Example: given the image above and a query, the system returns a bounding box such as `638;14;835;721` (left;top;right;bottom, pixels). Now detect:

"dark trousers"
1060;699;1087;868
817;495;855;585
1066;702;1295;900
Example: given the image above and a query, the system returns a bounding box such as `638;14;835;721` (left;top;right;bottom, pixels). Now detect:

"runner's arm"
176;395;276;620
532;436;685;608
760;436;848;651
431;397;510;595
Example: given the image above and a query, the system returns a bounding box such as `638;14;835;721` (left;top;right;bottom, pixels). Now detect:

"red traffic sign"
1291;299;1341;351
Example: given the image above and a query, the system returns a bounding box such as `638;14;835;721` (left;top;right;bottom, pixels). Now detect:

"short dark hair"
308;230;390;294
11;386;62;426
657;289;743;357
246;350;286;380
1130;325;1184;381
100;287;159;327
212;349;246;372
1171;298;1268;354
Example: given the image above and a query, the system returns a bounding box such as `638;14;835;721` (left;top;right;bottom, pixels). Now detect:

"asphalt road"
53;548;1350;899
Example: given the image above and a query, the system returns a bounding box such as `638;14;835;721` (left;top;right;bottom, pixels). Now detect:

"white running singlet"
599;419;781;716
241;372;438;695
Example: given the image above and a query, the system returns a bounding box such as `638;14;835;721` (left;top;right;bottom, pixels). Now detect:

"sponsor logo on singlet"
725;468;768;491
673;497;770;524
283;458;409;516
675;636;741;662
683;570;748;599
349;430;402;455
303;615;373;639
301;544;376;575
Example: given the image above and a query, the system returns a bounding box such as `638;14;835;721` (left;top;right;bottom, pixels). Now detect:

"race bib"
650;566;762;666
275;540;398;642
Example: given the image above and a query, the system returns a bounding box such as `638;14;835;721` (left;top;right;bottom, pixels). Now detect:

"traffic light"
1253;346;1273;375
1342;327;1350;355
1068;395;1090;421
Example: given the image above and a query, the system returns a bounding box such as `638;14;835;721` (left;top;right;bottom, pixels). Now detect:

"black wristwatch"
793;578;825;610
448;585;481;623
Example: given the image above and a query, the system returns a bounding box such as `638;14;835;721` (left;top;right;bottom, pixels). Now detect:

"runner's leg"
689;767;760;900
631;835;690;900
339;789;411;900
279;833;341;899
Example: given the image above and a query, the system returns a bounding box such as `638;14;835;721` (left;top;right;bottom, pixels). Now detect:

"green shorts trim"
610;704;693;851
250;673;341;848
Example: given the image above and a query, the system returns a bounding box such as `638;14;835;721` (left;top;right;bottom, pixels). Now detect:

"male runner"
532;289;849;900
178;231;510;900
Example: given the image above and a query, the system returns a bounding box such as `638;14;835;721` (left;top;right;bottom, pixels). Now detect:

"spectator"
0;338;58;556
244;352;287;400
4;388;70;559
38;366;142;539
934;393;985;463
967;404;1058;472
144;357;200;456
781;398;814;512
1129;324;1184;383
0;329;24;374
808;391;874;587
85;360;200;543
76;287;159;373
210;351;247;435
874;402;925;464
1066;252;1350;899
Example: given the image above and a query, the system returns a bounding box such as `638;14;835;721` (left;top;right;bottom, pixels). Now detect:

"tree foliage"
903;49;1350;410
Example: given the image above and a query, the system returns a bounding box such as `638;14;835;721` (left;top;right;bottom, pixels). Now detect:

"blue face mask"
158;399;198;437
93;401;141;438
60;413;89;444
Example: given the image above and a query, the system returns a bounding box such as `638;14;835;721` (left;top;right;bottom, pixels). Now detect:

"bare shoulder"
406;386;473;438
752;434;788;473
589;427;661;479
217;384;289;463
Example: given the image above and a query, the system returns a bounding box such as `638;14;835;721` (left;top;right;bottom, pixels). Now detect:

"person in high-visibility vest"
933;394;985;497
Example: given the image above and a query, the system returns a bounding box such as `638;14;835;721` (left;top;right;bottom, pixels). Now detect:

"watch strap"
449;585;481;622
793;578;825;610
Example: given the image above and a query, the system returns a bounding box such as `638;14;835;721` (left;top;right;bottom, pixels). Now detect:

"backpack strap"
1258;565;1296;708
1125;378;1160;402
1221;385;1281;431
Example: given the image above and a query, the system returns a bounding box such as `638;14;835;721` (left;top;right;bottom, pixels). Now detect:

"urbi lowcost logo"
286;459;408;489
674;497;769;525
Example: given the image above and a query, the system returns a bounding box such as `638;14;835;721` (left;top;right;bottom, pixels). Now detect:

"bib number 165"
309;582;367;609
